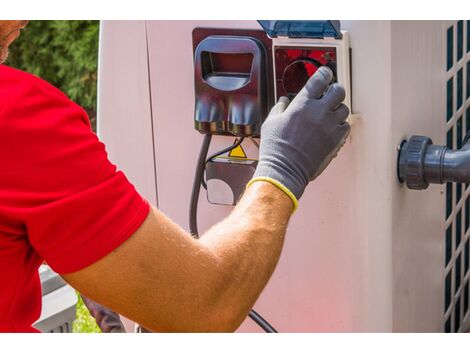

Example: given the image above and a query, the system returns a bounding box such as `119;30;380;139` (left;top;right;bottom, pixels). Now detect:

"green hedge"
8;20;99;128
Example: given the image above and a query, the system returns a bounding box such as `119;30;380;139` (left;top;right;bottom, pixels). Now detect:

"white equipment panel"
98;20;466;332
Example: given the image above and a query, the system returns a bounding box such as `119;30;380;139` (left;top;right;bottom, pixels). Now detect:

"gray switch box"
206;158;257;206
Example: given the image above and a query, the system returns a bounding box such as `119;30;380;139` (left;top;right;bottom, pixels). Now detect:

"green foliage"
8;20;99;125
73;293;102;333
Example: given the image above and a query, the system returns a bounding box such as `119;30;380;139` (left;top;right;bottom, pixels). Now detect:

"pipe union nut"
399;135;433;190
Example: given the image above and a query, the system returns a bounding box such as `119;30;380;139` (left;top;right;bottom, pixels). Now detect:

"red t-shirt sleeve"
1;68;150;274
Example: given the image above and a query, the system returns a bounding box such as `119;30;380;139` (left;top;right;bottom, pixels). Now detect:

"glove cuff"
246;177;299;212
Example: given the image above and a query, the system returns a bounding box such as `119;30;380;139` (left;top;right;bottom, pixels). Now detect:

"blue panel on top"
258;20;342;39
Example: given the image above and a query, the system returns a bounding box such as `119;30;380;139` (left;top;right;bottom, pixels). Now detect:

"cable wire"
206;137;245;163
189;134;212;237
189;135;278;333
249;309;278;333
202;137;245;189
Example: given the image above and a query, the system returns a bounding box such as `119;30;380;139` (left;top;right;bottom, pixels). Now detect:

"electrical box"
259;20;351;109
193;21;352;138
192;29;271;206
206;157;257;205
192;22;352;207
193;28;273;137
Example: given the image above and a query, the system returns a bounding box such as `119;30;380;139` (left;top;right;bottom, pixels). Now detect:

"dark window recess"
466;239;469;273
457;69;463;110
457;183;462;203
456;297;461;332
457;21;464;61
448;26;454;71
466;197;470;232
446;270;452;312
447;183;453;219
444;316;452;333
468;21;470;53
465;281;469;316
457;116;463;149
467;108;470;132
447;128;454;149
447;225;453;266
467;62;470;99
447;78;454;121
457;210;462;246
457;254;462;291
445;315;451;333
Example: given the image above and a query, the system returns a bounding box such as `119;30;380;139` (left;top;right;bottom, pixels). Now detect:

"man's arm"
63;181;292;332
63;66;349;332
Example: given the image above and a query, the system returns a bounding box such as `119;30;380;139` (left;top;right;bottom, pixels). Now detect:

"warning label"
228;139;247;158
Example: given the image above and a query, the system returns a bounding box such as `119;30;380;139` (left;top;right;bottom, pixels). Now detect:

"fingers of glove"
331;103;350;124
301;66;334;99
322;83;346;109
324;126;350;170
268;96;290;118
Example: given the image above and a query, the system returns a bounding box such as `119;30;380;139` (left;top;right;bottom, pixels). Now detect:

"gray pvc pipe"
441;148;470;183
399;135;470;189
418;144;470;184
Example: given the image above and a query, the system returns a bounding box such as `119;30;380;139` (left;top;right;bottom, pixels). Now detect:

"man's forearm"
199;181;292;329
63;180;293;332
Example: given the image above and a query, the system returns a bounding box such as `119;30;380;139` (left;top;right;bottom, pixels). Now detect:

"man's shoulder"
0;64;36;80
0;65;71;104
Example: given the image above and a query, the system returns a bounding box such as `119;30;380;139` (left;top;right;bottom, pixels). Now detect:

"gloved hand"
247;66;350;210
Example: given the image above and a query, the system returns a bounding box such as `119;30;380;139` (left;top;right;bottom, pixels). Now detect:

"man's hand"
248;66;350;209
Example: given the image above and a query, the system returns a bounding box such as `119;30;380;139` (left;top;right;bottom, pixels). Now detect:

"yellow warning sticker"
228;139;247;158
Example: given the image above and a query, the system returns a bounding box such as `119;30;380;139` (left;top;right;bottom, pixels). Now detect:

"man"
0;20;350;332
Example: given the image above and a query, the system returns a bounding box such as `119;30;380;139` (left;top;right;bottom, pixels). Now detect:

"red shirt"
0;65;150;332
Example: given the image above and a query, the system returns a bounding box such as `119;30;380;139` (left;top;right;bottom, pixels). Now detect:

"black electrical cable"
206;137;245;163
189;134;212;237
248;309;277;333
201;137;245;190
189;135;278;333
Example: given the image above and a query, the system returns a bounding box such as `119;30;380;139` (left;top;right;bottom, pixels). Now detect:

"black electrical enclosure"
193;28;273;137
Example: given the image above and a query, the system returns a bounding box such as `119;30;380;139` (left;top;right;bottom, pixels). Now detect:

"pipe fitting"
398;135;470;189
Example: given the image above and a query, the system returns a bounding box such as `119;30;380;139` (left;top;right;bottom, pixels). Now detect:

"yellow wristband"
246;177;299;212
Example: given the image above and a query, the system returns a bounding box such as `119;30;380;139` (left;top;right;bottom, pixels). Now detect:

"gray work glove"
248;66;350;210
